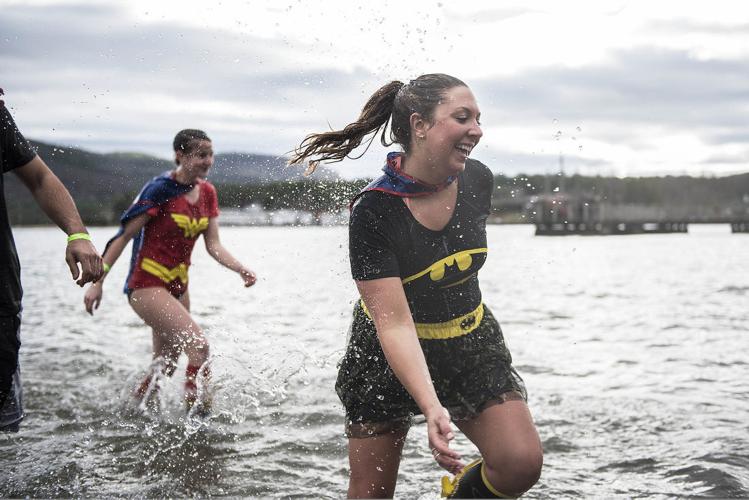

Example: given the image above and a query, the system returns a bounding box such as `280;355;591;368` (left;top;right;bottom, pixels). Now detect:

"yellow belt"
141;257;189;285
360;300;484;340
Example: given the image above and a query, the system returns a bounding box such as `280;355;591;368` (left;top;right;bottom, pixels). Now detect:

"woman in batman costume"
290;74;542;498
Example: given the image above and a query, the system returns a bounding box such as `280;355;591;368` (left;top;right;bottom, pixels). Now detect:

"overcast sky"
2;0;748;179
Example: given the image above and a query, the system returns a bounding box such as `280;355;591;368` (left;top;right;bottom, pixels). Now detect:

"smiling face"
176;139;214;180
416;85;483;176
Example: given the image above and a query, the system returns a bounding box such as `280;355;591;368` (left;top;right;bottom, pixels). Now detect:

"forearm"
92;236;124;285
102;235;129;267
28;171;87;235
207;242;244;272
100;213;148;270
377;325;442;415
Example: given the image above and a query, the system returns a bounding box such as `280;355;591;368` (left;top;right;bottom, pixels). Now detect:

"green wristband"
67;232;91;243
103;263;111;273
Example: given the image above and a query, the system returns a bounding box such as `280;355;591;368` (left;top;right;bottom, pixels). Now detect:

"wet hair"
288;73;467;173
173;129;211;165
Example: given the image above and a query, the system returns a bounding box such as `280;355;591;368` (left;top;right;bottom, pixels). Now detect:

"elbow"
26;173;48;196
206;245;220;259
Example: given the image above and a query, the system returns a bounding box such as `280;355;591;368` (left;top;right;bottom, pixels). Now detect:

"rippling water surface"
1;225;747;498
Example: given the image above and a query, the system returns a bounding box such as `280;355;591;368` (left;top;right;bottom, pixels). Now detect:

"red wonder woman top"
126;179;219;297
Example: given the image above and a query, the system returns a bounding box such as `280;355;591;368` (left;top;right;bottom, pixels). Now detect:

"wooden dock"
524;193;748;235
535;221;689;236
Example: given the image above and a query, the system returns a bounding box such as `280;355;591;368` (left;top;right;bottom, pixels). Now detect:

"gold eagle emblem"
171;214;209;238
141;258;189;284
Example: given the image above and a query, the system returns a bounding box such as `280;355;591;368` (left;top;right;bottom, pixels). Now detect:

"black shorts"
335;303;526;438
0;313;23;431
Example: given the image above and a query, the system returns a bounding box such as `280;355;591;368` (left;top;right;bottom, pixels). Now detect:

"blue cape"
103;172;193;293
350;152;456;208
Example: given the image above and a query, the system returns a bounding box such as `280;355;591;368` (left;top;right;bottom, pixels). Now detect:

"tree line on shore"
5;140;748;224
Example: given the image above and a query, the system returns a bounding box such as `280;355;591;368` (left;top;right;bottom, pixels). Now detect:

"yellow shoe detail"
441;475;456;497
480;462;514;498
440;458;483;498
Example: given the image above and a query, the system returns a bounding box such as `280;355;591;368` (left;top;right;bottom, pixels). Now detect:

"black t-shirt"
0;106;37;316
349;159;493;323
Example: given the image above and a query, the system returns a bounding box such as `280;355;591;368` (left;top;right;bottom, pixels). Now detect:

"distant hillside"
212;152;339;183
4;139;748;225
4;140;337;224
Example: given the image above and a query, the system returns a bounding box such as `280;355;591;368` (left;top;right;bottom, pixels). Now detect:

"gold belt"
360;300;484;340
141;257;189;285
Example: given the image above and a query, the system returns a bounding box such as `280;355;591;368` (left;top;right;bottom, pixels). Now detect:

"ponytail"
289;74;467;174
288;81;403;174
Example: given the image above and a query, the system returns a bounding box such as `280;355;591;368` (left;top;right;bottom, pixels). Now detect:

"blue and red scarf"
350;152;456;207
103;171;193;293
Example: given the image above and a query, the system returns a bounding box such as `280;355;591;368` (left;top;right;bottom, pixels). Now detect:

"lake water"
1;224;747;498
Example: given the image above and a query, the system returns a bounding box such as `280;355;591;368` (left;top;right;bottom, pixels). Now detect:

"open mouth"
455;144;473;157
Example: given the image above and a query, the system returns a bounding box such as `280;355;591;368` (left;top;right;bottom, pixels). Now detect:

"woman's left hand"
239;267;257;287
426;406;464;474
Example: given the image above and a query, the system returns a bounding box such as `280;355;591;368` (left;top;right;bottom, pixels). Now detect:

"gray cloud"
470;46;749;174
2;3;748;177
701;153;749;165
705;132;749;146
1;3;378;160
474;47;749;128
644;18;749;36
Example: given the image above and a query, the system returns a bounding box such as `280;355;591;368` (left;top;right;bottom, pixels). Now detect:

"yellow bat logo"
402;248;488;285
171;214;209;238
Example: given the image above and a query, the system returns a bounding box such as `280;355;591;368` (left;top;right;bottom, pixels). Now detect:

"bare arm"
83;213;150;315
357;277;464;473
100;213;150;277
203;217;256;287
13;155;102;285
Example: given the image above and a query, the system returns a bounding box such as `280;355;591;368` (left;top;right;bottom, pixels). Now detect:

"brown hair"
288;73;467;173
173;129;211;165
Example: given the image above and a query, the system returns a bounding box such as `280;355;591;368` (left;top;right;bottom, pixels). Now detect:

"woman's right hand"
426;406;464;474
239;266;257;287
84;283;103;315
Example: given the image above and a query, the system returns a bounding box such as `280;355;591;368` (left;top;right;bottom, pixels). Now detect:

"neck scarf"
350;152;456;207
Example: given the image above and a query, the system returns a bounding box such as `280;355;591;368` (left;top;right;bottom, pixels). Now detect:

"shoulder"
351;188;399;212
351;189;400;219
141;172;172;191
0;105;18;132
350;190;402;234
201;180;219;206
0;105;13;126
463;158;494;194
465;158;493;183
200;179;217;193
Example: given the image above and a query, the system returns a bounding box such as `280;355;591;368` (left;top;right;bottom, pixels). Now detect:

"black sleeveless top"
349;159;493;324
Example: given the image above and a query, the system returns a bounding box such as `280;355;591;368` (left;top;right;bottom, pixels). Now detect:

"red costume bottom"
127;269;187;298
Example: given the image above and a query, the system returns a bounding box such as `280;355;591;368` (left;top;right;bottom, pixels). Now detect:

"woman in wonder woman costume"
83;129;256;415
290;75;542;498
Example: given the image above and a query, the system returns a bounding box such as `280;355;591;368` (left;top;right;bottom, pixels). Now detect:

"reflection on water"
1;225;748;498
